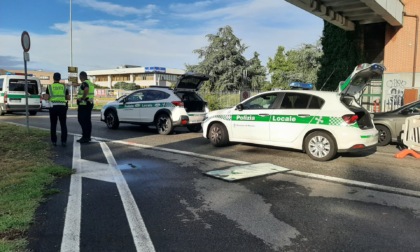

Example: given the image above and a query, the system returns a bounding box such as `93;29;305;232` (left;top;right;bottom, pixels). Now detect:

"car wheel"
0;106;4;116
304;131;337;161
187;124;202;132
29;111;37;116
209;123;229;147
376;125;391;146
105;110;119;129
156;113;173;135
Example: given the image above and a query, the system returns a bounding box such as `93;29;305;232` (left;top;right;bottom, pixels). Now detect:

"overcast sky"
0;0;323;77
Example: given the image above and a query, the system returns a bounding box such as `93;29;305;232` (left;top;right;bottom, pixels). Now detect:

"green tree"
113;82;139;90
186;25;266;92
286;42;322;85
317;21;362;91
245;52;267;90
267;46;295;90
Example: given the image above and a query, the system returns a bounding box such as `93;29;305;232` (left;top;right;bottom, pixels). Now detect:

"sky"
0;0;323;78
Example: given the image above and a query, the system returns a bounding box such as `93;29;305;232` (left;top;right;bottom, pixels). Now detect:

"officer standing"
45;72;69;146
77;71;95;143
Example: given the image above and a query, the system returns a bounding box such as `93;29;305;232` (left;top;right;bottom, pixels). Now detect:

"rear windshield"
9;79;39;94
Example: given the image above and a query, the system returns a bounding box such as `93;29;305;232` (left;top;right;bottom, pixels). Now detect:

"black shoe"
76;138;85;143
79;138;90;144
61;142;67;147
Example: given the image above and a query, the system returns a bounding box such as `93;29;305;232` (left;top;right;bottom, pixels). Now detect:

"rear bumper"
5;104;40;112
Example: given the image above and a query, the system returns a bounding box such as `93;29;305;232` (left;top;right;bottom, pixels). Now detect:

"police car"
202;63;384;161
100;73;209;134
0;73;41;116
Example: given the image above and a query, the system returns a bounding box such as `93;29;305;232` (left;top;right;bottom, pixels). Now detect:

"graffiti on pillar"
385;79;406;110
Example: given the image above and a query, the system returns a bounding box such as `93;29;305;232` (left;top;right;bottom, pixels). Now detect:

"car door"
117;91;143;122
270;93;322;143
138;90;169;122
231;93;279;142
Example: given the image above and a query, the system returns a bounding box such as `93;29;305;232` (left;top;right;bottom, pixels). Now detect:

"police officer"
77;71;95;143
46;72;69;146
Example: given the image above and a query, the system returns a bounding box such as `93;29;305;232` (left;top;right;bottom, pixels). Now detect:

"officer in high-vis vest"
76;71;95;143
45;72;69;146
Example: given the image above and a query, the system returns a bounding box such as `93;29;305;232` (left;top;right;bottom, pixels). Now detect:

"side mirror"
400;109;409;115
236;104;244;111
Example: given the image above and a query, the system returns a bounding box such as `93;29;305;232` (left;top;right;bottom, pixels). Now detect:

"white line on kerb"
100;142;155;252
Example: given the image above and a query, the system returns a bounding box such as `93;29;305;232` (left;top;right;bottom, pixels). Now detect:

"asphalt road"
2;110;420;252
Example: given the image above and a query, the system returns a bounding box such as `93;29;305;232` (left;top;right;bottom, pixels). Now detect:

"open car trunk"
342;99;375;129
338;63;385;130
175;91;207;112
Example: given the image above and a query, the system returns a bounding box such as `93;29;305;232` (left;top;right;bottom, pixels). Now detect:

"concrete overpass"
285;0;404;31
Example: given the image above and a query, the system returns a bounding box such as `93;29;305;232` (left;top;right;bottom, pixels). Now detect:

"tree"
286;41;323;85
317;21;362;91
186;26;266;92
244;52;267;90
266;46;296;90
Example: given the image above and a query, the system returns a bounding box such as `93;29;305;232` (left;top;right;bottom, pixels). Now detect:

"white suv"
202;63;384;161
100;73;209;134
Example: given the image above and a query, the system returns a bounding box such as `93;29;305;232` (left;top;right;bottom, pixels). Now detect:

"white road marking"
100;142;155;252
60;138;82;252
60;138;155;251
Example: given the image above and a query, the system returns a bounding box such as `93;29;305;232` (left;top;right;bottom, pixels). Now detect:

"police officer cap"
53;72;61;81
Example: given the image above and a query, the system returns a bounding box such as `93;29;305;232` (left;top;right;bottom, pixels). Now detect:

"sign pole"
21;31;31;132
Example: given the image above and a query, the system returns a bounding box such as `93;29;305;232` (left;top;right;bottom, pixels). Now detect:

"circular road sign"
21;31;31;52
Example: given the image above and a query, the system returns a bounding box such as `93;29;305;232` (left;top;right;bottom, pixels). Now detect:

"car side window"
0;78;3;91
308;96;325;109
280;93;311;109
242;93;278;110
126;92;143;102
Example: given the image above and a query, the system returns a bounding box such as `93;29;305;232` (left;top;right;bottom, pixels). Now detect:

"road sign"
68;66;78;84
21;31;31;52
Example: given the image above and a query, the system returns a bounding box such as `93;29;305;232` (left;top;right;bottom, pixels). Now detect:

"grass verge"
0;123;72;252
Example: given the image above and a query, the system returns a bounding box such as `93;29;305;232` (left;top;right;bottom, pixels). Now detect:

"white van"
0;73;42;116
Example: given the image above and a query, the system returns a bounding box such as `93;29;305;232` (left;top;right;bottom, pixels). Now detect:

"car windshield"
391;100;420;112
9;79;39;94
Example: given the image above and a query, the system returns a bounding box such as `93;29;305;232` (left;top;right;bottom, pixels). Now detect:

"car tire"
187;124;202;132
376;125;391;146
29;111;37;116
156;113;173;135
0;106;4;116
209;123;229;147
105;110;119;129
304;131;337;161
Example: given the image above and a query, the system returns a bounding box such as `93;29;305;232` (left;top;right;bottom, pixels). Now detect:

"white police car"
202;63;384;161
100;73;209;134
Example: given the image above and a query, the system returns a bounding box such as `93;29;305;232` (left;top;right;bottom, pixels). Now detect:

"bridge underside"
285;0;404;31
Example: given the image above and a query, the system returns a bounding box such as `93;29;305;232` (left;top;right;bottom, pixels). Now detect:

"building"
286;0;420;111
86;65;185;88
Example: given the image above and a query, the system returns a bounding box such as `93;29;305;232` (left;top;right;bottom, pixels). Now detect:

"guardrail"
395;115;420;159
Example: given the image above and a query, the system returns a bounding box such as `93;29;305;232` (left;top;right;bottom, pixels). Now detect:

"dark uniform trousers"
49;105;68;143
78;103;93;140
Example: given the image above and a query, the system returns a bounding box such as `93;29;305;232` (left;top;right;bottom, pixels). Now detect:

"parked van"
0;73;41;116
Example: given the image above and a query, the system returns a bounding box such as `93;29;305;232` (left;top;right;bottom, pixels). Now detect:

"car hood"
338;63;385;97
174;72;209;92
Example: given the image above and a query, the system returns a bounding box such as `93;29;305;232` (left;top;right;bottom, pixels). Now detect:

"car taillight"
4;93;7;103
172;101;184;107
342;114;358;124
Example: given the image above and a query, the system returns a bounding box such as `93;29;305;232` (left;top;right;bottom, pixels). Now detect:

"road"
1;110;420;251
